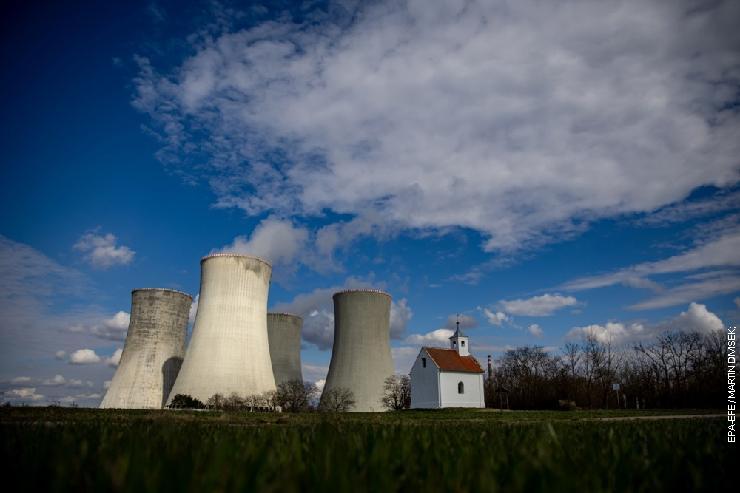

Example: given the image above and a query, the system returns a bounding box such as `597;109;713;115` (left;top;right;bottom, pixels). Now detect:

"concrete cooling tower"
322;289;395;412
166;254;276;405
267;313;304;386
100;288;191;409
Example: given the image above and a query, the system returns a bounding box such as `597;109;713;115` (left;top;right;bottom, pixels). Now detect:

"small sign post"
612;383;620;409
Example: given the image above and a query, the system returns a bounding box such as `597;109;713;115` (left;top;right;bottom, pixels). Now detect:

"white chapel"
409;320;485;408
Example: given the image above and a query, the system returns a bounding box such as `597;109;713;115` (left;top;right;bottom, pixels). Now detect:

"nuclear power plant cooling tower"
322;289;394;412
267;313;304;385
100;288;191;409
166;254;276;404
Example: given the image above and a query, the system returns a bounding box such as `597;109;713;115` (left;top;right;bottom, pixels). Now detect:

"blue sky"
1;0;738;406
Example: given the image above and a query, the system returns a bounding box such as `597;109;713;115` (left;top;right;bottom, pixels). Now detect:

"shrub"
168;394;205;409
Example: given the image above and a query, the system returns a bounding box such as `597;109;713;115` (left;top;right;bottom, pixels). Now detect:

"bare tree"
275;380;319;412
382;374;411;410
581;334;606;407
206;393;226;410
562;343;581;378
498;346;560;408
319;387;356;412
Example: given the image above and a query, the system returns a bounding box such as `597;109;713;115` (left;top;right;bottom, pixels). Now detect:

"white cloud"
135;0;740;257
55;350;67;360
11;376;31;384
566;322;643;345
735;297;740;309
105;311;130;332
405;328;453;346
390;298;413;336
68;311;131;341
106;348;123;367
527;324;543;338
69;349;102;365
74;231;135;268
497;293;578;316
214;217;309;270
314;379;326;392
43;374;67;386
670;302;724;333
482;308;509;326
6;387;44;401
272;279;410;350
104;380;112;389
97;312;130;339
567;302;724;344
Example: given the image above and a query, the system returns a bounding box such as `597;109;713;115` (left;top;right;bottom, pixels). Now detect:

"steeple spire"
454;313;464;337
449;313;470;356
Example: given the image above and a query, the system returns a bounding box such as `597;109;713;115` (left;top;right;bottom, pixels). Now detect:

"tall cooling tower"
267;313;304;385
322;289;394;412
166;254;276;404
100;288;191;409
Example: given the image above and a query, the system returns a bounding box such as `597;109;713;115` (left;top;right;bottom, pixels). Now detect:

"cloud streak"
563;229;740;309
497;294;578;316
74;231;135;269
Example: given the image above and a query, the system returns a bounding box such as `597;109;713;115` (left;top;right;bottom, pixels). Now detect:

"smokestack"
100;288;191;409
322;289;394;412
166;254;276;405
267;312;303;386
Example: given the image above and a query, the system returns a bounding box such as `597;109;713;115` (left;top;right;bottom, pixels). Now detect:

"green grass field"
0;408;729;492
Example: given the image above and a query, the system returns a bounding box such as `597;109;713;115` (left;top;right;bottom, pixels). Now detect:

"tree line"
168;376;412;412
168;381;359;412
486;329;727;409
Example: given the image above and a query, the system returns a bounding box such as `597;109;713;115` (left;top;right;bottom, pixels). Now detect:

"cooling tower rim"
268;312;303;320
332;288;391;299
200;252;272;267
131;287;193;299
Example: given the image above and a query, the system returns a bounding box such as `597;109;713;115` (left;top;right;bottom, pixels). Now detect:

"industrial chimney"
100;288;191;409
166;254;276;405
322;289;394;412
267;313;304;386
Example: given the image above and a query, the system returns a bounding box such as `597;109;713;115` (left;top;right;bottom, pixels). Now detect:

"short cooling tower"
322;289;395;412
100;288;191;409
166;254;276;405
267;313;304;386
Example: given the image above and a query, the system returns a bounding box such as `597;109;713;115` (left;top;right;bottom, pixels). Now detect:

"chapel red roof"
424;347;484;374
